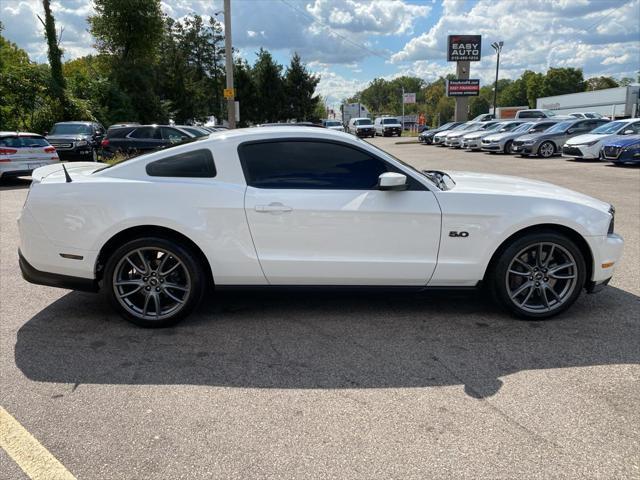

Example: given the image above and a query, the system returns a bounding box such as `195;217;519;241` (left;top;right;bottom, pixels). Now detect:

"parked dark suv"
101;125;203;154
46;121;105;161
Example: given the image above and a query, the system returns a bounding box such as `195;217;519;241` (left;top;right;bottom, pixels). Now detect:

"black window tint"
161;127;187;141
0;136;48;147
240;141;399;190
146;149;216;177
130;127;161;139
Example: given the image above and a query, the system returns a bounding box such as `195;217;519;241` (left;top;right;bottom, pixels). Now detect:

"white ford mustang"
18;127;623;327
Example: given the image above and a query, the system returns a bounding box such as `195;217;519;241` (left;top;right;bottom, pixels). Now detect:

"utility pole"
491;41;503;118
223;0;235;128
401;86;405;133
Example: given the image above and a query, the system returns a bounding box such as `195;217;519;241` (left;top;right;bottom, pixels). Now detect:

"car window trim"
237;137;430;192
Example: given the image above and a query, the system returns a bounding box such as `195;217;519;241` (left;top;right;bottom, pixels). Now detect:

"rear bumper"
0;160;59;178
19;249;99;292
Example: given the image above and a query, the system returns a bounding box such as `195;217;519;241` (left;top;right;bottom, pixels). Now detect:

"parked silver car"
434;122;476;146
0;132;60;180
481;120;560;154
445;121;500;148
512;118;609;157
461;121;525;151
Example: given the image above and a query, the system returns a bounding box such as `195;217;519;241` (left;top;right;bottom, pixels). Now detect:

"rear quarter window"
146;149;216;178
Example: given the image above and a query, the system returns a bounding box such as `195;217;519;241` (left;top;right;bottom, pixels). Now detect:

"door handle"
255;202;293;213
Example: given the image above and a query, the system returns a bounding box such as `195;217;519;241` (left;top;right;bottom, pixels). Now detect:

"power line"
278;0;389;61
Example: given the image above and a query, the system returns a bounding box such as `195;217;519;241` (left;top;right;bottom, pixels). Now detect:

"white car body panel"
19;127;622;292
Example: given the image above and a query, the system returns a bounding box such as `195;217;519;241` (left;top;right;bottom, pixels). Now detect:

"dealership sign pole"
447;35;482;122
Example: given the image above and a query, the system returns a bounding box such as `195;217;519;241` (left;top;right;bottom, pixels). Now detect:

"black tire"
504;140;513;154
488;231;586;320
104;236;206;327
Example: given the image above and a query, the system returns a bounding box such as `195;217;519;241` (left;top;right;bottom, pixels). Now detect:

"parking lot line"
0;406;76;480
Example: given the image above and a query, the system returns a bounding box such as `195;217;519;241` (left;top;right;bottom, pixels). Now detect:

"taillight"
0;148;18;155
44;146;56;153
101;138;109;148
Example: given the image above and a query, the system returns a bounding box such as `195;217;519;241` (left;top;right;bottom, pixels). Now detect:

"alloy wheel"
505;242;578;314
539;142;555;158
112;247;191;321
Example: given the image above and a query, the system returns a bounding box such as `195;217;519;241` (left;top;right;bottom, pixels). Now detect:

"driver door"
240;139;442;285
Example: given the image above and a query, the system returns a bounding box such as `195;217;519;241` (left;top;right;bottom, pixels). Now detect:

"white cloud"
391;0;639;84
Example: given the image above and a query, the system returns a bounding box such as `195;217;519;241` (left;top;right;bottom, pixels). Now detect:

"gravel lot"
1;137;638;479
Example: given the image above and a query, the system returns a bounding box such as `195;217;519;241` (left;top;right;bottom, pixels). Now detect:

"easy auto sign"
446;79;480;97
447;35;482;62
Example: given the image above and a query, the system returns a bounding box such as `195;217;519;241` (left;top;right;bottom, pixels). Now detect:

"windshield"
542;110;557;117
591;121;628;134
50;123;93;135
382;118;399;124
0;136;49;147
325;121;341;126
546;121;574;133
355;119;372;125
497;122;522;132
513;122;534;133
479;122;499;130
179;127;208;137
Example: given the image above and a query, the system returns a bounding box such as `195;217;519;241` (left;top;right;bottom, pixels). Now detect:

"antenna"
61;164;72;183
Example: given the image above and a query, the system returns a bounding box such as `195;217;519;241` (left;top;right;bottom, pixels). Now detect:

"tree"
89;0;166;122
233;58;258;126
39;0;68;117
434;96;454;125
469;96;490;118
284;53;320;121
542;67;585;97
585;76;619;91
253;48;285;123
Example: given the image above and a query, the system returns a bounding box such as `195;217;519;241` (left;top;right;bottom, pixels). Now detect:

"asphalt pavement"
1;138;638;479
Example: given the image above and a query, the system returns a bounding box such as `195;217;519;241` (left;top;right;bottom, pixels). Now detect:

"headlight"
622;144;639;152
76;140;88;147
576;140;599;147
523;140;536;145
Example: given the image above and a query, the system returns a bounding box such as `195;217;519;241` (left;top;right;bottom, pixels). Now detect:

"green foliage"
542;67;585;97
253;48;286;123
585;76;619;91
41;0;67;115
284;53;320;121
469;96;490;118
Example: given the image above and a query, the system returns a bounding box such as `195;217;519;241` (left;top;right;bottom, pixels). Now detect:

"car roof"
53;121;96;125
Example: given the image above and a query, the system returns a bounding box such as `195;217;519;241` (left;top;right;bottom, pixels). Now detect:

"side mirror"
378;172;407;191
567;128;575;134
623;129;634;135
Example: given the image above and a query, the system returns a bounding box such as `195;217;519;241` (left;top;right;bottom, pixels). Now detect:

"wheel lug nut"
544;277;548;282
145;286;151;291
529;276;533;280
156;287;160;292
535;282;540;286
143;277;148;281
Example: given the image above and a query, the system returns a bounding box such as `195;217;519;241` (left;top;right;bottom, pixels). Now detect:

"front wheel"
489;232;586;320
538;141;555;158
504;140;514;154
104;237;206;327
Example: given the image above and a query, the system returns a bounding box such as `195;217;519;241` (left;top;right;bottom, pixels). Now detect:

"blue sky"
1;0;639;109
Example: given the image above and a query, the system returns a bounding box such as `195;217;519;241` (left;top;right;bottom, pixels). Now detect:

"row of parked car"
418;115;640;165
0;122;227;181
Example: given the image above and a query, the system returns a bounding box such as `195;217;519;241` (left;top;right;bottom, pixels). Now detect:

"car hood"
448;171;610;213
516;132;557;142
603;135;640;148
355;125;373;129
565;133;609;145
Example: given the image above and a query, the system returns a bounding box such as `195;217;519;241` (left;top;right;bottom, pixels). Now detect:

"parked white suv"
562;119;640;160
374;117;402;137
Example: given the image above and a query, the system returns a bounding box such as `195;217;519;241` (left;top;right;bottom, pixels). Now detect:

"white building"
537;85;639;118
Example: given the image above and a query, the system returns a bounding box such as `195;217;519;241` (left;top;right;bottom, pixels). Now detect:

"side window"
519;112;532;118
130;127;161;139
161;127;186;142
146;149;216;178
627;122;640;134
239;140;419;190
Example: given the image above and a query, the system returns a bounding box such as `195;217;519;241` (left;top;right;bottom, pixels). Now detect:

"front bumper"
445;138;462;147
562;145;599;159
512;143;535;154
356;128;374;137
481;142;502;151
56;149;94;161
461;139;481;149
382;127;401;136
585;233;624;285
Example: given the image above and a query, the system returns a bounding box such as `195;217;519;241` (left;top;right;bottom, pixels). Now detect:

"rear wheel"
490;232;586;320
104;237;206;327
